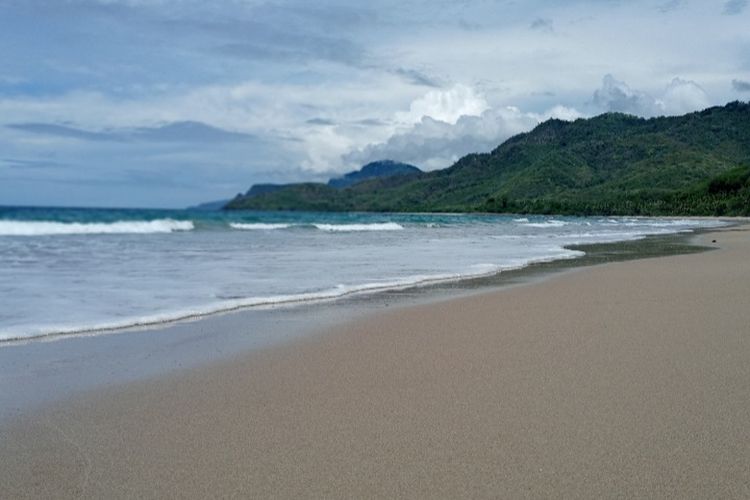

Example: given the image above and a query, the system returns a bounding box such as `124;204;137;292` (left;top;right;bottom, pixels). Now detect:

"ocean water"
0;206;725;342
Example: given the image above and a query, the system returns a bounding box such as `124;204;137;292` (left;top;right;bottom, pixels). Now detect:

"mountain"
327;160;422;188
188;199;232;211
226;101;750;215
244;184;286;197
226;161;423;211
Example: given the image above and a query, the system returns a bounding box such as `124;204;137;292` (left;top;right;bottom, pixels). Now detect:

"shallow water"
0;206;726;341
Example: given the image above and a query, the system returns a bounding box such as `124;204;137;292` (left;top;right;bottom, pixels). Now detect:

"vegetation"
327;160;421;189
226;101;750;215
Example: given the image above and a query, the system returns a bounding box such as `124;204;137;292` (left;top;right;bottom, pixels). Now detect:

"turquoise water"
0;206;725;342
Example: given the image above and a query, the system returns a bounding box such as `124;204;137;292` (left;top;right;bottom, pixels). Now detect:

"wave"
313;222;404;232
595;218;727;229
624;219;721;228
0;220;410;236
0;214;722;344
0;248;584;344
523;220;568;228
228;222;405;232
230;222;292;230
0;219;194;236
495;226;696;243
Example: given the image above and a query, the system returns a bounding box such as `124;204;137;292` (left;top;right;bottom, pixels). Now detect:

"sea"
0;206;726;342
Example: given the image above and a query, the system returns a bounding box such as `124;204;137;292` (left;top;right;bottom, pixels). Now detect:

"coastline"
0;226;719;418
0;219;720;347
0;215;726;346
2;223;749;497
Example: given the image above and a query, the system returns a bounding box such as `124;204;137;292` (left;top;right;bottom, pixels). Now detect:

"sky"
1;0;749;208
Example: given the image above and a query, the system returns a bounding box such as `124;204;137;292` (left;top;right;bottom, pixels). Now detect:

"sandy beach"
2;225;749;498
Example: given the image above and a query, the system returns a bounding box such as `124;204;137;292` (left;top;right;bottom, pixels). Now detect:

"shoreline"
2;223;749;497
0;226;722;419
0;223;729;423
0;219;726;347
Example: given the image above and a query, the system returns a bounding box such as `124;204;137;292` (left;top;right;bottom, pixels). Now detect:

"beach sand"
2;226;749;498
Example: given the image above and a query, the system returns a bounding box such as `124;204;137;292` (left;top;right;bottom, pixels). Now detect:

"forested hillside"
226;101;750;215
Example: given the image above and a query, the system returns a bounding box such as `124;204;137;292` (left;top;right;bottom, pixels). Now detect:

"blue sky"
1;0;749;208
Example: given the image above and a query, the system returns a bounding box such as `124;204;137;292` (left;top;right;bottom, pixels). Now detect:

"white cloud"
395;84;489;125
298;127;356;173
538;105;584;122
593;74;710;117
346;104;582;171
659;77;711;115
592;75;657;116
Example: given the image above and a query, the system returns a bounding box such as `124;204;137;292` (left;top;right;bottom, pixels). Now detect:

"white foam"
513;217;529;223
523;220;567;228
597;218;726;229
0;214;723;344
0;248;582;343
230;223;292;230
313;222;404;232
624;219;715;227
0;219;194;236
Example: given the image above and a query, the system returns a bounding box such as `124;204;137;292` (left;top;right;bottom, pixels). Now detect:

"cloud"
0;76;28;86
396;84;489;125
723;0;748;15
540;105;584;122
298;125;357;173
133;121;254;143
356;118;388;126
1;0;746;207
592;74;709;117
660;77;711;115
158;6;373;69
1;158;71;169
345;104;582;171
658;0;685;13
6;123;115;141
529;18;554;32
5;121;254;143
337;84;507;170
391;68;442;87
732;79;750;92
306;118;336;126
214;36;366;67
593;75;657;116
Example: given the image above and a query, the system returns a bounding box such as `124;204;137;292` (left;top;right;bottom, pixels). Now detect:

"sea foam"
313;222;404;232
0;210;726;344
0;219;194;236
523;220;568;228
0;248;582;343
230;223;292;230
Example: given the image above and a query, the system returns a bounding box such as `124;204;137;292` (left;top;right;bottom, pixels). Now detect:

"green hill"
327;160;422;188
226;101;750;215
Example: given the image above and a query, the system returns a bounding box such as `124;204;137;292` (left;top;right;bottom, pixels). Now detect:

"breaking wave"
313;223;404;232
0;248;582;343
522;220;568;228
0;219;194;236
230;223;292;230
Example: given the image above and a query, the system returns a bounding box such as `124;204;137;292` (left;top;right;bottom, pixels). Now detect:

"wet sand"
2;225;749;498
